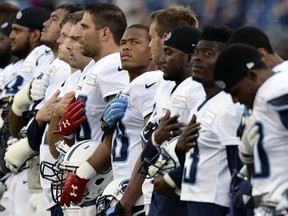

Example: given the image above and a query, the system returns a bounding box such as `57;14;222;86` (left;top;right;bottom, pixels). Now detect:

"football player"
58;21;161;213
176;26;245;216
214;44;288;211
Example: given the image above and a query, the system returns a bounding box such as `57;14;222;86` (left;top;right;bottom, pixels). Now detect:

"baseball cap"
0;21;12;36
214;43;265;92
164;25;200;54
14;7;50;31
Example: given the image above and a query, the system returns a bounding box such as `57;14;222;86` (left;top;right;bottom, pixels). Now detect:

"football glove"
4;137;38;173
29;78;48;101
101;98;128;133
238;115;261;164
53;98;86;136
11;83;33;116
59;169;89;207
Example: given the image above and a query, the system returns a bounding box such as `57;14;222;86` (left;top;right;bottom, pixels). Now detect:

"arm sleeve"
167;166;184;189
140;138;159;172
27;118;47;151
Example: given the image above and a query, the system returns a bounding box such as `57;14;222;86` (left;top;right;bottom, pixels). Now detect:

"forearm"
27;118;46;151
87;134;112;173
121;157;144;208
9;110;29;138
47;113;63;158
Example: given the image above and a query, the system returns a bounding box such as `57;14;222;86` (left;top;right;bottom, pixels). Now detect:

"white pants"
28;192;50;216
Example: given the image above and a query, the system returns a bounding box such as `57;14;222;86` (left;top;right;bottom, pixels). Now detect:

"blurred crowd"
4;0;288;59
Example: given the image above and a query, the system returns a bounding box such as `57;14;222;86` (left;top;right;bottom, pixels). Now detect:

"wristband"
151;132;161;147
76;161;97;179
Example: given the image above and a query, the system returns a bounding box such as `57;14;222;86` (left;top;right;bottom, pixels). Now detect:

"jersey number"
183;145;199;184
75;95;91;141
253;123;270;178
112;120;129;162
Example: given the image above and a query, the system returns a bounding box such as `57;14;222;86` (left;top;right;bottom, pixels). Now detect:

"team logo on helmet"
1;22;8;29
16;11;22;19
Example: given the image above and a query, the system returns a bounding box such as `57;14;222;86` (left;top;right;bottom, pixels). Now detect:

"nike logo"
145;82;156;89
118;66;122;71
23;180;28;184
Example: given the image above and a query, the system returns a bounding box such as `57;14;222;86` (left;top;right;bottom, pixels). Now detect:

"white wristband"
151;132;161;147
76;161;97;179
163;173;176;188
64;134;74;140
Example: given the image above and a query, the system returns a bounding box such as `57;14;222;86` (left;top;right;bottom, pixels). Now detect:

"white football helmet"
146;136;180;178
96;178;145;216
41;140;113;203
255;182;288;216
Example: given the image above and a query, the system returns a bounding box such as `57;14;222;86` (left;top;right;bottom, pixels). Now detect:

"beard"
11;42;32;59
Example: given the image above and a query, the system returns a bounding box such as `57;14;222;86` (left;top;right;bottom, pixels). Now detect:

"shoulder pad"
267;94;288;111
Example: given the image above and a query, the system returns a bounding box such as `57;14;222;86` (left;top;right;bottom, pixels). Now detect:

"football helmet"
96;178;145;216
143;136;179;178
40;140;113;204
255;182;288;216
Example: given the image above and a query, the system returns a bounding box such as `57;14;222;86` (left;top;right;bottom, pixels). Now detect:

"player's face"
159;45;185;81
57;21;72;63
120;27;152;72
79;12;102;59
41;8;67;49
67;22;92;70
149;22;165;67
0;33;11;58
10;24;32;58
192;40;219;84
229;77;256;109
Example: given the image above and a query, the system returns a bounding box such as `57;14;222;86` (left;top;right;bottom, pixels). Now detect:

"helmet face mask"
255;182;288;216
96;178;145;216
40;140;113;204
140;137;179;178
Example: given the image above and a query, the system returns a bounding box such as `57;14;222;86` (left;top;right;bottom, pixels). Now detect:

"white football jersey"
1;45;54;99
142;77;206;204
251;71;288;196
35;58;71;110
149;77;205;124
0;59;24;98
34;60;71;208
75;54;129;142
111;70;163;180
272;60;288;73
181;91;243;207
58;70;81;97
19;45;54;82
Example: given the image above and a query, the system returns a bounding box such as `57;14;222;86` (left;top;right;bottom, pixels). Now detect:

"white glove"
6;136;18;146
241;115;260;154
4;137;38;173
29;78;48;101
238;115;260;164
11;83;33;116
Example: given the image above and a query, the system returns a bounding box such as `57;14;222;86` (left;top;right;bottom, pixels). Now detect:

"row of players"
0;1;288;216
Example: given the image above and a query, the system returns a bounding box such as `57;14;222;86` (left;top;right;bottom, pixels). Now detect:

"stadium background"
4;0;288;59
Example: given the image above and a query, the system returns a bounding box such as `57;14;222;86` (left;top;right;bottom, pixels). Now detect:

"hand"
153;174;174;196
53;98;86;136
105;201;125;216
101;98;128;133
4;137;38;173
176;114;200;152
241;115;260;155
154;110;185;144
36;90;61;123
29;78;49;101
53;91;75;117
59;169;89;207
